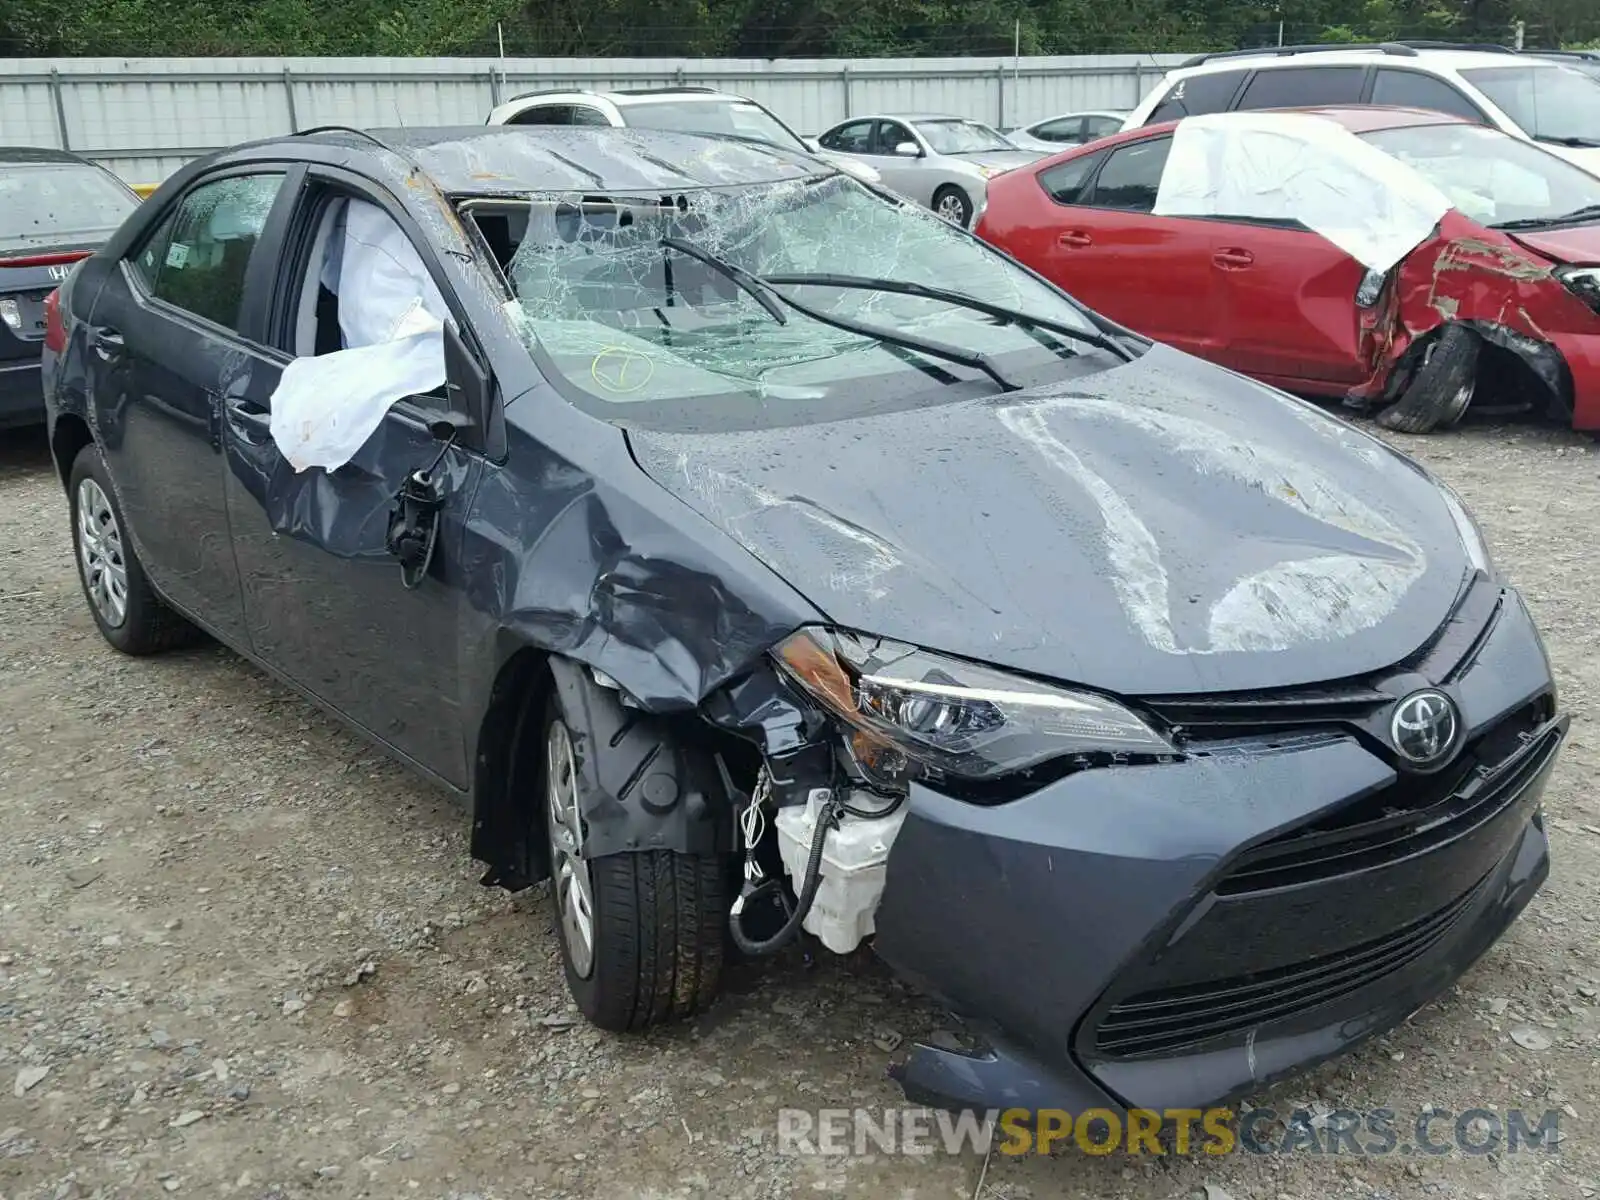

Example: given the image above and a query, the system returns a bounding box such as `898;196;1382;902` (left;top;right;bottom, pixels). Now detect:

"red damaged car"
976;105;1600;433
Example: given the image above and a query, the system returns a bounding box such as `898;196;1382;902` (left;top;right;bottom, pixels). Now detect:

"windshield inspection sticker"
165;242;191;270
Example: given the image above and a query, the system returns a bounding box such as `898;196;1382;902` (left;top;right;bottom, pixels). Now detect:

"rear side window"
131;173;284;333
1088;139;1170;212
1371;70;1485;120
820;121;875;152
570;105;612;127
508;104;574;126
1236;66;1367;110
1085;115;1125;140
1032;117;1085;144
1147;70;1249;122
1037;150;1106;204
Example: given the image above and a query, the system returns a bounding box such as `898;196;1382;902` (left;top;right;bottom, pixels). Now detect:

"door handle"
224;397;272;445
1057;230;1093;249
1213;248;1255;269
90;327;124;359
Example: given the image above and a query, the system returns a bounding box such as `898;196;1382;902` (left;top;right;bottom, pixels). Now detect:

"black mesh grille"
1093;876;1487;1057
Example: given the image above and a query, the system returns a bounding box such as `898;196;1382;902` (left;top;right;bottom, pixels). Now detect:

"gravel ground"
2;416;1600;1200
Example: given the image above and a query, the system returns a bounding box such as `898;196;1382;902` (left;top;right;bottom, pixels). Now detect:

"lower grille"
1093;876;1486;1057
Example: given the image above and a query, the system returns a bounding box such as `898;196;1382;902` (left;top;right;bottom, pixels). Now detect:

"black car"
1;147;140;429
42;125;1566;1115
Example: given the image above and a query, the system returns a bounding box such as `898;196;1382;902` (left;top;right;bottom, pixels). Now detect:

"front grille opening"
1217;698;1556;895
1093;875;1488;1058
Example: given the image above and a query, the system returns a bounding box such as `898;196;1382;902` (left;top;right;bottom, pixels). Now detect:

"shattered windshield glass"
914;120;1017;155
490;175;1102;413
1462;65;1600;145
620;101;811;155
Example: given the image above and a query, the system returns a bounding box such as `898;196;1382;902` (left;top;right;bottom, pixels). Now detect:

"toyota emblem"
1390;690;1460;767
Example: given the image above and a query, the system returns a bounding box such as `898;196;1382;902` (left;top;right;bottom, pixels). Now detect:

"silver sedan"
1004;110;1130;153
813;113;1043;226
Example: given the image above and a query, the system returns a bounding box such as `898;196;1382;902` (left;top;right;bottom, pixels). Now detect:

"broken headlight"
1556;265;1600;315
773;628;1176;788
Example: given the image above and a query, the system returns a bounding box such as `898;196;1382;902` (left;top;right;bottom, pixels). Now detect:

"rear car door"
1203;216;1369;389
1031;136;1221;356
85;168;295;644
219;167;488;787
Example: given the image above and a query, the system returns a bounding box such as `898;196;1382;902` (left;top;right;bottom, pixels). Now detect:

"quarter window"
1147;70;1249;122
1088;138;1169;212
1038;151;1106;205
508;104;574;126
1033;117;1086;143
131;173;284;333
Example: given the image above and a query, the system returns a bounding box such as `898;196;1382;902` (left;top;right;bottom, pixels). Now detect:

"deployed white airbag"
269;199;450;472
1154;112;1454;273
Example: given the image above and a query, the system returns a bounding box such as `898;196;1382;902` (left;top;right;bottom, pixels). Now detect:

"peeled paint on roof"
1155;112;1453;273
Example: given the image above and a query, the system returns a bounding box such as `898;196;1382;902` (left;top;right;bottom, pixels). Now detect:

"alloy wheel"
76;478;128;628
936;193;968;224
546;719;595;978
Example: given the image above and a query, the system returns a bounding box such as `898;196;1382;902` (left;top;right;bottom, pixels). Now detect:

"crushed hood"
626;345;1473;696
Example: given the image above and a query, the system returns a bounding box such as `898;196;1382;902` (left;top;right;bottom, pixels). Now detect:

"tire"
543;682;725;1031
932;185;973;228
1376;324;1479;434
67;444;199;655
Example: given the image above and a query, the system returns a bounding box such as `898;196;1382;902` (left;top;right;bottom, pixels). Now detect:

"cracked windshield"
492;174;1099;410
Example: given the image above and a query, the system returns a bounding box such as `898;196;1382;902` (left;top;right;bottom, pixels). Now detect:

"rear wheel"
932;185;973;227
68;445;199;655
1376;324;1478;434
544;679;725;1031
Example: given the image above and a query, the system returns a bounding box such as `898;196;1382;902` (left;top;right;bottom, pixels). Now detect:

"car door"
866;121;934;204
1204;216;1369;389
1033;135;1221;357
219;167;490;787
85;167;296;644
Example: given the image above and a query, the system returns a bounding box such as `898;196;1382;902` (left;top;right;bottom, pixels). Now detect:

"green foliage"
2;0;1596;58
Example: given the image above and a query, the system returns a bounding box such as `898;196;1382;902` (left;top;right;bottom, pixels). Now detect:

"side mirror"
803;136;821;152
442;320;491;434
894;141;921;157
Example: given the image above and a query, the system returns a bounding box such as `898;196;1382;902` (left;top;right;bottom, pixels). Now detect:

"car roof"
0;145;97;166
1284;104;1470;132
1172;44;1556;77
252;126;828;194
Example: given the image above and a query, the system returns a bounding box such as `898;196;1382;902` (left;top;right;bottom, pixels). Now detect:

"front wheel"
1376;324;1478;434
543;686;725;1031
932;185;974;228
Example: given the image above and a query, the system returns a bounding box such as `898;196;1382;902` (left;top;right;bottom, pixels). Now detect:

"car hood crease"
626;346;1471;696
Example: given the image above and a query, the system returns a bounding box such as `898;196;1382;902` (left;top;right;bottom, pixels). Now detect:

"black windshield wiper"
1536;135;1600;148
1493;203;1600;231
759;272;1135;362
659;237;1018;391
660;236;788;325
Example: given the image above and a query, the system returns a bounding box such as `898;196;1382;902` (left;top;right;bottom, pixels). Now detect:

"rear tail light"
43;289;66;353
0;298;19;332
1557;266;1600;314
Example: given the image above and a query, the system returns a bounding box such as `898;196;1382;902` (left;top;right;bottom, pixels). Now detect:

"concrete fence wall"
0;53;1184;185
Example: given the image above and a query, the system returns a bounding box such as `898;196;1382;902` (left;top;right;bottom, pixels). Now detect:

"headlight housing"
773;628;1177;790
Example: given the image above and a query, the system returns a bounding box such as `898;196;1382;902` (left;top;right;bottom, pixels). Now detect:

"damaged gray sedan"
42;125;1567;1115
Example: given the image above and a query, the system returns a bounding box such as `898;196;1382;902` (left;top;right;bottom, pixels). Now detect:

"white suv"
486;87;882;185
1123;42;1600;174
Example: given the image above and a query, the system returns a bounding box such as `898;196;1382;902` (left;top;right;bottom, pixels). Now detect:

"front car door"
85;168;296;644
1031;135;1221;357
219;167;490;787
868;120;935;205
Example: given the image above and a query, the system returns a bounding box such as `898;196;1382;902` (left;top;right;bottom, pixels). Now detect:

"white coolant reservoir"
774;790;908;955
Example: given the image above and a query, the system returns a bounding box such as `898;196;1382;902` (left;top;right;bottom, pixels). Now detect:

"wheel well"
51;414;92;490
470;647;554;890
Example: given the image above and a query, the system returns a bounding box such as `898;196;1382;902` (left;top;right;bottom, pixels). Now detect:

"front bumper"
873;581;1564;1113
0;358;44;430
